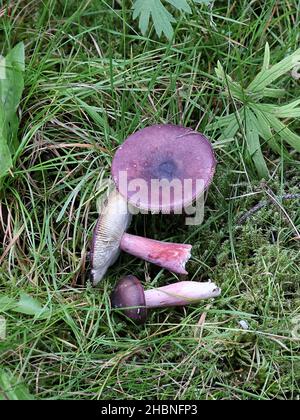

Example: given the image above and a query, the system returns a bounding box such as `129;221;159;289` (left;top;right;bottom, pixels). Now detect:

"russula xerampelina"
112;124;216;212
91;124;216;285
111;275;221;324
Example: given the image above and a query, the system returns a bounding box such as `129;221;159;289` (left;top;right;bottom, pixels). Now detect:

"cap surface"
111;275;147;324
111;124;216;212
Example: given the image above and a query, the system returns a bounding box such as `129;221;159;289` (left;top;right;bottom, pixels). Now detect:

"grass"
0;0;299;400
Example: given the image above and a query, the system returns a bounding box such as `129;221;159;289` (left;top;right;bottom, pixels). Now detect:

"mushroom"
112;124;216;212
111;275;221;324
91;124;216;285
90;189;192;285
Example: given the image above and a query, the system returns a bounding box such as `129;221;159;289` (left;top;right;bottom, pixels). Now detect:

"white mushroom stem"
144;281;221;308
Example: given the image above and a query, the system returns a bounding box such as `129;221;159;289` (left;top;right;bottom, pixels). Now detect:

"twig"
237;193;300;225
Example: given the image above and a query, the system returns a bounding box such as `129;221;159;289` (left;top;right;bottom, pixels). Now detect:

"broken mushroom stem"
91;190;192;285
111;275;221;324
120;233;191;275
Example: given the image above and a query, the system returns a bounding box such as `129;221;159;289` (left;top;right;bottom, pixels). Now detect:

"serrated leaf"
133;0;151;34
166;0;191;13
133;0;175;38
0;42;25;180
133;0;201;39
193;0;211;3
151;0;175;38
219;113;240;140
262;112;300;152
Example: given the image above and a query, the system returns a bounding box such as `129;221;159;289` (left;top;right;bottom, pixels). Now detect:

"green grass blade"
0;42;25;153
262;111;300;152
244;108;269;178
251;107;283;155
257;99;300;118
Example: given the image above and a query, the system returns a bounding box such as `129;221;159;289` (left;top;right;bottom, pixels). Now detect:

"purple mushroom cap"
111;275;147;324
111;124;216;212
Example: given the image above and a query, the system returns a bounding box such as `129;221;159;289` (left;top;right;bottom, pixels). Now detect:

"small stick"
237;193;300;225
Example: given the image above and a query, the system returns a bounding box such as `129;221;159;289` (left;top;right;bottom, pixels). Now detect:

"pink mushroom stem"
120;233;192;275
144;281;221;308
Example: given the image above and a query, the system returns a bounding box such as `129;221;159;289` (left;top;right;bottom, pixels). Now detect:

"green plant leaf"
133;0;175;38
12;293;50;319
247;47;300;94
166;0;191;13
252;107;283;155
219;114;240;140
257;99;300;118
261;88;285;98
132;0;208;39
0;369;34;400
244;108;269;178
214;43;300;178
205;113;237;131
75;97;106;127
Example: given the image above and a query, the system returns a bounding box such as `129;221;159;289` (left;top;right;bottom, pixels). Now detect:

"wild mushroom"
111;275;221;324
112;124;216;212
91;124;216;285
90;189;192;285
